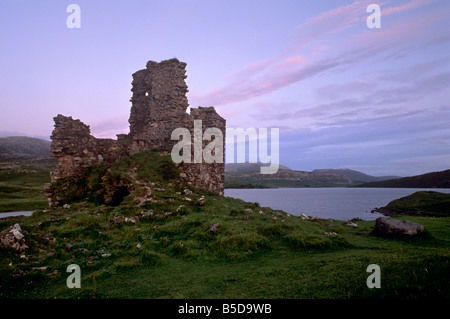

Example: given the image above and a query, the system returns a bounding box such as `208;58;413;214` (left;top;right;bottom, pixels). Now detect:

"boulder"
0;224;28;252
343;221;358;227
124;217;136;223
208;223;220;233
300;213;309;220
197;196;206;206
374;217;424;237
12;229;24;240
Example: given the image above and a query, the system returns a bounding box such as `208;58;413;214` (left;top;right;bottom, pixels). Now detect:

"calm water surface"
225;188;450;221
0;211;34;218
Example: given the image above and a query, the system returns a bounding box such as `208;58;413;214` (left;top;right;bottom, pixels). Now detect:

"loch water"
225;188;450;221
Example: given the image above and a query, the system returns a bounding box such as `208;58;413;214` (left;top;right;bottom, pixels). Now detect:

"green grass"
0;159;56;212
1;197;449;299
0;153;448;299
112;150;180;182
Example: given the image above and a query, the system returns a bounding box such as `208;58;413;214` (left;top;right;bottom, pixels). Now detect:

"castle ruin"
47;59;225;206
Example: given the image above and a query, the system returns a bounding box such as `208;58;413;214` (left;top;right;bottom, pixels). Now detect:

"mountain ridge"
0;136;51;161
224;163;400;188
313;168;401;183
359;169;450;188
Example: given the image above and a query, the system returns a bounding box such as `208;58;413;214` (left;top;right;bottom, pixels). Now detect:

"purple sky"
1;0;449;176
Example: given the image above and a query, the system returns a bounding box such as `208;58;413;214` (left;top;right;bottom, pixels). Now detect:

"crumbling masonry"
47;59;225;206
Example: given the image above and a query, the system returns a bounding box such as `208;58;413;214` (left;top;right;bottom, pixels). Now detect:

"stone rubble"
0;224;28;256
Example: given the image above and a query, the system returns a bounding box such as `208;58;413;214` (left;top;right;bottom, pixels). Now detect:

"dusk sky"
0;0;449;177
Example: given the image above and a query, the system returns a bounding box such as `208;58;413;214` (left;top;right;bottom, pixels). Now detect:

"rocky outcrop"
374;217;425;237
47;59;225;206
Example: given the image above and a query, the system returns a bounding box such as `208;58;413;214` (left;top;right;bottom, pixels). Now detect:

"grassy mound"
377;191;450;217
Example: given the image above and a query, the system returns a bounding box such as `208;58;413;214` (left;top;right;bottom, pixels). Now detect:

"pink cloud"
275;55;308;69
346;0;449;52
306;0;380;29
190;0;446;108
382;0;437;16
192;57;340;106
229;58;276;81
311;45;330;56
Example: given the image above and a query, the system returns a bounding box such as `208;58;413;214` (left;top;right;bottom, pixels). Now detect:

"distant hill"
0;136;51;161
225;168;351;188
224;164;403;188
313;169;400;184
359;169;450;188
225;163;291;173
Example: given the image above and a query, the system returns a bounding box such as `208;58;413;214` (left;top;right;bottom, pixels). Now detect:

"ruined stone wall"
126;59;226;195
128;59;191;154
50;114;129;182
50;114;99;182
182;106;225;195
48;58;225;203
